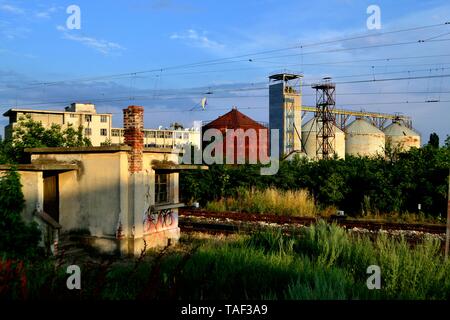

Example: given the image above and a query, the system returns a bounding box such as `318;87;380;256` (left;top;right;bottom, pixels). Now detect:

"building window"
183;133;189;140
85;115;92;122
157;131;164;138
175;132;183;139
100;115;108;123
164;132;173;139
145;130;156;138
155;173;170;204
112;129;120;137
85;128;92;136
100;128;107;136
70;114;76;118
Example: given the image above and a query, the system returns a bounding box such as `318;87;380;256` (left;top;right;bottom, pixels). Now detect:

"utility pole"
446;168;450;260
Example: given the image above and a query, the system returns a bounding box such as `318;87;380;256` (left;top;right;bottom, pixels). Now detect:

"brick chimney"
123;106;144;173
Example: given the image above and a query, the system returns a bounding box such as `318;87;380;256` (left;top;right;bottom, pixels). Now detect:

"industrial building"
302;118;346;160
383;121;421;151
267;72;421;159
269;73;302;158
345;118;386;157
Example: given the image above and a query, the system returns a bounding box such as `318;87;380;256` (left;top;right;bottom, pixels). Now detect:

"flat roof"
3;108;112;117
24;146;176;154
0;163;78;171
269;73;303;81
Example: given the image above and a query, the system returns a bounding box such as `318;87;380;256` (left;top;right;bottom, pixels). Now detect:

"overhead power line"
4;21;449;90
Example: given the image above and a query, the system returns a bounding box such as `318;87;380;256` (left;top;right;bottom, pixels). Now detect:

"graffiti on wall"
143;207;176;234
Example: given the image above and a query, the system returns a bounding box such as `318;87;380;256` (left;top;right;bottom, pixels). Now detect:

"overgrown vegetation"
206;187;317;217
0;169;41;259
181;138;450;218
1;223;449;300
0;115;92;259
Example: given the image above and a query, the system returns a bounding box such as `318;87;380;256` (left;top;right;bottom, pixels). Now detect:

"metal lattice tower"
312;78;336;160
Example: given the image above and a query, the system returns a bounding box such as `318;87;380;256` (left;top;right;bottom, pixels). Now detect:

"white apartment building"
3;103;113;146
3;103;201;149
110;127;200;149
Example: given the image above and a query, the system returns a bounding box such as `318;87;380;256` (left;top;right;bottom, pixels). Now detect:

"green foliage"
1;115;92;163
0;169;41;258
2;223;450;300
181;144;450;217
428;132;440;148
445;135;450;149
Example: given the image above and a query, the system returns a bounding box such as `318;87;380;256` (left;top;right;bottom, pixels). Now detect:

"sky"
0;0;449;144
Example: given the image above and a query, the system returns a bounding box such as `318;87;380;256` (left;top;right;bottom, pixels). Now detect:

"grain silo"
302;118;346;160
345;118;385;157
383;121;421;151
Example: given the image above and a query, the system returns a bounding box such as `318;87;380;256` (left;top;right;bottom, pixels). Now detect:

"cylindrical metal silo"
345;118;385;157
301;118;346;160
383;121;421;151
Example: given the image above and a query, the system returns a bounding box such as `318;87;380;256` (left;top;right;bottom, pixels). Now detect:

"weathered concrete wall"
30;149;181;256
32;152;123;237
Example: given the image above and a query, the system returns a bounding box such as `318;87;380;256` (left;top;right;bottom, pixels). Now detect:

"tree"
0;168;41;258
170;122;184;130
428;133;439;148
2;115;92;163
445;135;450;149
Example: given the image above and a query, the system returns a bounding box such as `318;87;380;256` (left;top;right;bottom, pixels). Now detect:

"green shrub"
0;169;41;258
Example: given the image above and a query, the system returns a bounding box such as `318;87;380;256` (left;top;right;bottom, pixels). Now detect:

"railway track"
179;208;447;235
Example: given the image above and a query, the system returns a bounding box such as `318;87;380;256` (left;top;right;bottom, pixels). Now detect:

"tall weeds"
206;187;317;217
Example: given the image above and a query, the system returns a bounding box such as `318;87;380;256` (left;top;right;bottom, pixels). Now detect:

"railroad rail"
179;208;446;235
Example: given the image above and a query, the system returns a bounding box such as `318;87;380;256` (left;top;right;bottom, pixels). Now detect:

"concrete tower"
269;73;303;158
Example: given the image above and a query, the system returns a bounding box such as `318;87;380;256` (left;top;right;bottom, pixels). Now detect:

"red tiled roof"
203;108;266;130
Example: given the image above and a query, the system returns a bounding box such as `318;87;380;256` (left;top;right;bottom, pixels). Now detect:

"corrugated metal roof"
383;122;420;137
345;118;384;135
203;108;267;130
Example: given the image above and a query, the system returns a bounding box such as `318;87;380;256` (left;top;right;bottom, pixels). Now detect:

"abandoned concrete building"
0;106;205;256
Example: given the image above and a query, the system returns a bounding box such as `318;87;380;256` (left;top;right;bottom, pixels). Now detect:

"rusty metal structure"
312;78;336;160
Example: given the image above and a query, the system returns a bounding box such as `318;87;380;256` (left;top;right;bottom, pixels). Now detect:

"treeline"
180;140;450;218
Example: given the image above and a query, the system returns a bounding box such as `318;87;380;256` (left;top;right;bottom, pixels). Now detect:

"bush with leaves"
2;115;91;163
0;169;41;258
180;142;450;217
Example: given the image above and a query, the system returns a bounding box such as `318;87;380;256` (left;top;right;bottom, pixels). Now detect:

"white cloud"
170;29;224;51
0;3;24;15
56;26;125;55
35;6;58;19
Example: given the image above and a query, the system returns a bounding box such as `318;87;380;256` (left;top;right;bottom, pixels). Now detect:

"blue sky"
0;0;449;143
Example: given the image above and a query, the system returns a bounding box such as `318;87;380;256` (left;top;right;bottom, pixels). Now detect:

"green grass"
2;221;449;300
